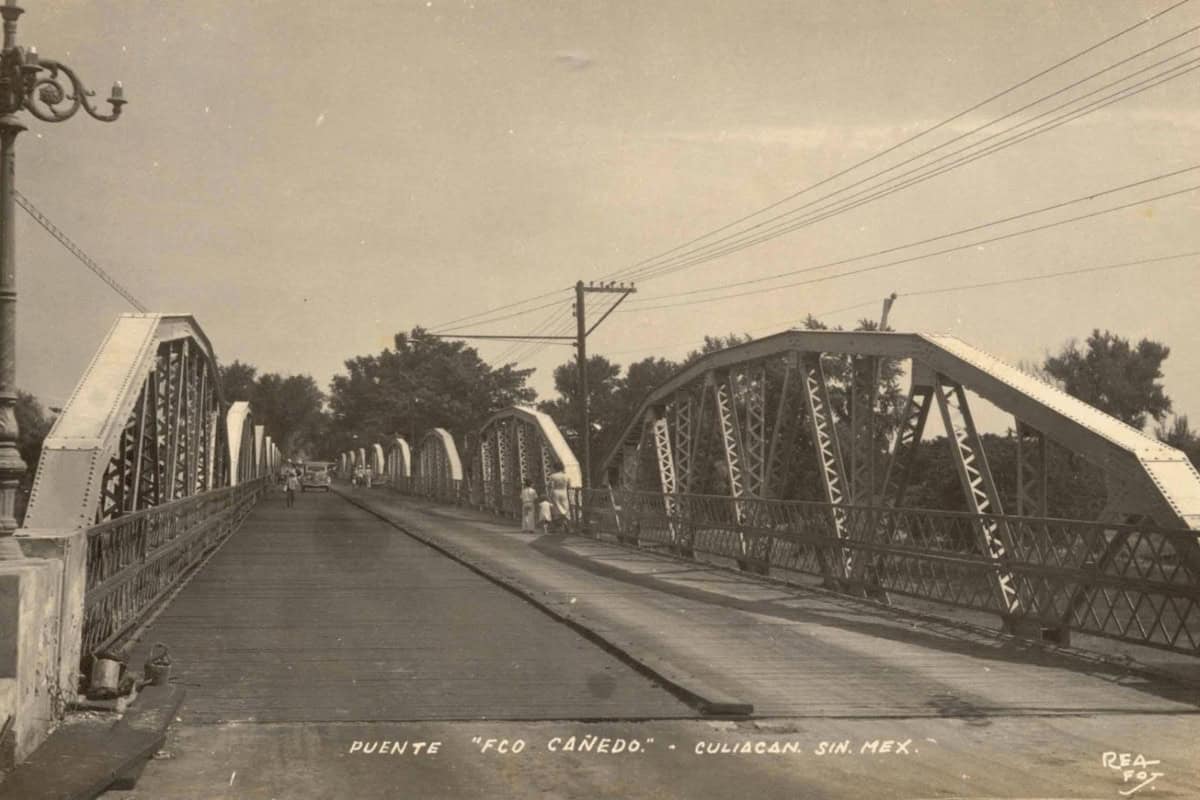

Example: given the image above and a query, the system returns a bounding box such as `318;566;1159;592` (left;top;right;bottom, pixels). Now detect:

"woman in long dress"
520;480;538;532
548;469;570;531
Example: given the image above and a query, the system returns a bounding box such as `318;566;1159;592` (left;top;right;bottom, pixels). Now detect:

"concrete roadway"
103;488;1200;800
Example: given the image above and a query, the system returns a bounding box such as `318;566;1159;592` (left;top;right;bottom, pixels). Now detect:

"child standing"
537;495;553;535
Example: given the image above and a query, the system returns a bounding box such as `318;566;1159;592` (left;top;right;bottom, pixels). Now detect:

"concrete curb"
0;684;185;799
335;488;753;718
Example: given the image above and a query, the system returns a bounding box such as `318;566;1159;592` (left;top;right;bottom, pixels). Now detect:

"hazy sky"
15;1;1200;434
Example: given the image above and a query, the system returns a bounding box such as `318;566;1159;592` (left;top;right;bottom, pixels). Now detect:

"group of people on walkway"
520;469;571;534
351;465;373;487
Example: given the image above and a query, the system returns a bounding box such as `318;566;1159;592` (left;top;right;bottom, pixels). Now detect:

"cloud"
554;50;593;71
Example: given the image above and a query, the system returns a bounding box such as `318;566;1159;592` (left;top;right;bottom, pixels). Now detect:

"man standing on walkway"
285;468;300;508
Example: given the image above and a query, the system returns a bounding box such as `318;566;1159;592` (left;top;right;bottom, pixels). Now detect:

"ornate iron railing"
390;475;467;506
82;477;267;662
576;488;1200;656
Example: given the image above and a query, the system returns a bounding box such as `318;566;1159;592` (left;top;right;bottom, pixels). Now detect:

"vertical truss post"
854;379;932;593
933;377;1021;616
741;365;768;499
649;407;680;548
688;380;711;494
877;383;933;511
1015;420;1048;517
849;356;879;505
515;418;531;491
672;391;694;494
139;376;158;510
800;354;852;582
671;391;696;555
711;372;746;508
205;405;219;491
496;419;512;514
184;351;200;496
742;364;773;570
479;432;492;506
763;355;796;499
538;436;555;499
166;342;185;501
489;430;502;510
711;371;750;564
197;366;210;490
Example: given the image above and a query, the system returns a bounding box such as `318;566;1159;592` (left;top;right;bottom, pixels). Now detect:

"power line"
436;295;571;333
499;302;575;363
626;44;1200;285
424;2;1194;350
598;0;1194;284
509;293;599;365
898;250;1200;298
624;182;1200;311
627;163;1199;305
430;286;572;332
605;250;1199;360
605;300;880;359
14;190;148;312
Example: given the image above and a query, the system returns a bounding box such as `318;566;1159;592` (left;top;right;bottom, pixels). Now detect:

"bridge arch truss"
475;406;581;516
24;314;257;528
414;428;462;501
596;330;1200;652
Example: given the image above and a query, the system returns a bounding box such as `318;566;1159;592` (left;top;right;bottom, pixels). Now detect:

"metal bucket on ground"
88;653;124;698
143;643;172;686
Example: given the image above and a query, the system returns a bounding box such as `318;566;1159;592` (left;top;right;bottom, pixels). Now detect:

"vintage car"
301;462;333;492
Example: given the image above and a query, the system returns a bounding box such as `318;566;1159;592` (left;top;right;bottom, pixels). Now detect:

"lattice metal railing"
391;475;468;506
577;487;1200;655
82;478;267;663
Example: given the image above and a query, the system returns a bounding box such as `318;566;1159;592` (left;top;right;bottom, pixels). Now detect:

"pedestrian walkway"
124;490;693;723
340;486;1199;720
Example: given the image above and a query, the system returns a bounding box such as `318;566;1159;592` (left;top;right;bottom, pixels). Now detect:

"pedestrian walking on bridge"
548;468;570;532
520;480;537;532
285;469;300;508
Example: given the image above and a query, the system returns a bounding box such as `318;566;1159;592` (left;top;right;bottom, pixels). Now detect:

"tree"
219;360;258;402
16;390;54;473
328;327;536;458
217;360;327;459
16;391;56;525
1043;330;1172;429
617;357;680;419
252;373;327;458
683;333;752;365
537;354;624;469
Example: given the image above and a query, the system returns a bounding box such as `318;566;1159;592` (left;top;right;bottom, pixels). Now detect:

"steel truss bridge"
353;329;1200;655
6;313;1200;768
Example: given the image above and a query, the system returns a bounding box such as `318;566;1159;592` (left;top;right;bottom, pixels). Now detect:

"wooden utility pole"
574;281;636;489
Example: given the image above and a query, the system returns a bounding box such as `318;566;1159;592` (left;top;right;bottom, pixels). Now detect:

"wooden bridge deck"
124;489;693;723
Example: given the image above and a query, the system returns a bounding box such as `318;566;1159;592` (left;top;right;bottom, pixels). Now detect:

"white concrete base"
0;558;64;767
14;529;88;703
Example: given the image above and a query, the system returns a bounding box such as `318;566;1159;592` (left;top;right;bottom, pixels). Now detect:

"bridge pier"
0;550;65;768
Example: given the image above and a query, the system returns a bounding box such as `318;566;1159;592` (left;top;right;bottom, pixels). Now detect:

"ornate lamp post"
0;0;124;533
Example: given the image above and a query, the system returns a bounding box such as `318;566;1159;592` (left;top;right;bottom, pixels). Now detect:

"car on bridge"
301;462;333;492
